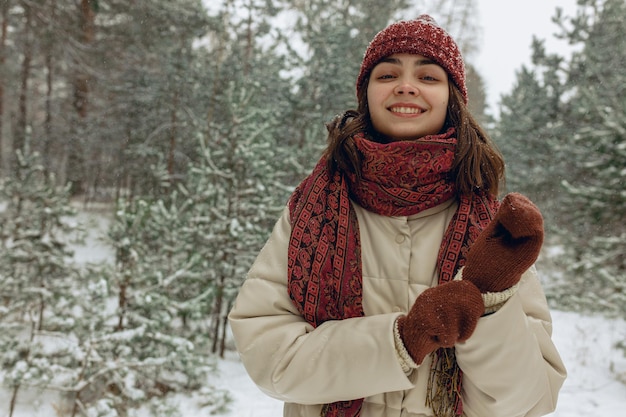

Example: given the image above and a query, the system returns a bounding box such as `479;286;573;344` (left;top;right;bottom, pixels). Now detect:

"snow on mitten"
397;280;484;365
463;193;544;293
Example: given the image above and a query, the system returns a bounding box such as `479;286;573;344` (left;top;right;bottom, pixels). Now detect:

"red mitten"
463;193;544;293
397;280;484;364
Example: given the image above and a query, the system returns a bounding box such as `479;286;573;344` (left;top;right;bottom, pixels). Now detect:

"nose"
394;80;419;96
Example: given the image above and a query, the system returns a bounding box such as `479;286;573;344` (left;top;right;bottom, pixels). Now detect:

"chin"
388;132;432;142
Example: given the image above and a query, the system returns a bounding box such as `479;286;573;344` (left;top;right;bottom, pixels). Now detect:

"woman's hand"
397;280;484;364
463;193;544;293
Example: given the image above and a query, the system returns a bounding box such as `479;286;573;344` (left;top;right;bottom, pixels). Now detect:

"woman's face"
367;53;449;142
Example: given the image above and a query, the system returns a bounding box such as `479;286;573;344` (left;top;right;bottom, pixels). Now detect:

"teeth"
390;107;422;114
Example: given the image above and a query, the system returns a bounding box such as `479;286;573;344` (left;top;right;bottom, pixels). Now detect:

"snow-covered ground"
214;309;626;417
4;307;626;417
547;310;626;416
2;209;625;416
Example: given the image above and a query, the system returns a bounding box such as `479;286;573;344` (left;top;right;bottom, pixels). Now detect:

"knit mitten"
397;280;484;365
463;193;544;293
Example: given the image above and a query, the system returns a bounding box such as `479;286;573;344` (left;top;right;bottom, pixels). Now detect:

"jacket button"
395;234;405;244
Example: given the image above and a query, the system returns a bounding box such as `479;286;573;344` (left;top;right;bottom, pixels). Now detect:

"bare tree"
0;1;9;173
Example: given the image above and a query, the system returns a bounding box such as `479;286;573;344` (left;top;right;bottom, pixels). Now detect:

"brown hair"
323;78;505;197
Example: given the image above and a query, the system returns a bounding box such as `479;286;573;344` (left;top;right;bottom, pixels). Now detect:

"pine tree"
284;0;409;152
493;0;625;319
0;150;83;417
0;151;231;416
494;38;569;227
187;77;290;357
86;0;214;199
552;0;626;316
88;196;226;416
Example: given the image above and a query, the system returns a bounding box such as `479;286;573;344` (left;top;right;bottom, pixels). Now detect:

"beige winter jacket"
229;198;567;417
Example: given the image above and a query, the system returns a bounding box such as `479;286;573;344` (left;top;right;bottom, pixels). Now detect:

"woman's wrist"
393;318;419;374
454;266;520;314
481;282;520;314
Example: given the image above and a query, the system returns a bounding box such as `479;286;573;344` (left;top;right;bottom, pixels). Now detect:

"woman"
229;15;566;417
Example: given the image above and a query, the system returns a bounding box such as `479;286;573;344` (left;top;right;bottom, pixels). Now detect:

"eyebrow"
379;57;437;67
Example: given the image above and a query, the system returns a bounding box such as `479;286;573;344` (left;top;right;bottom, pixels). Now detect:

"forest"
0;0;624;416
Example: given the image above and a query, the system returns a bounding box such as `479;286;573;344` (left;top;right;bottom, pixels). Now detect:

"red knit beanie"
356;15;467;103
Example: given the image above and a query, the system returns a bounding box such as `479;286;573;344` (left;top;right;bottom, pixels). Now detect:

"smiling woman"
229;14;566;417
366;53;450;141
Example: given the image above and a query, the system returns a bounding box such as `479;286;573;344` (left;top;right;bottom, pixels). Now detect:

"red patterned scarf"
287;128;498;417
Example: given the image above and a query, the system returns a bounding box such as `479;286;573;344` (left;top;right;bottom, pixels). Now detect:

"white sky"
475;0;580;112
204;0;582;115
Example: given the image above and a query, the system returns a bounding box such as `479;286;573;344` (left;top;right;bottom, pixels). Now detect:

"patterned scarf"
287;128;498;417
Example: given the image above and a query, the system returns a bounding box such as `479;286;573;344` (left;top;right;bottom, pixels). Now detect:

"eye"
417;65;448;83
371;63;399;81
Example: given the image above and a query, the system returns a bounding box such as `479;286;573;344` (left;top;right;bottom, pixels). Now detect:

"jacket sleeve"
455;266;567;417
228;207;413;405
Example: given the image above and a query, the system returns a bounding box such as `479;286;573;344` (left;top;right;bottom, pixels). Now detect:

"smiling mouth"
389;106;425;114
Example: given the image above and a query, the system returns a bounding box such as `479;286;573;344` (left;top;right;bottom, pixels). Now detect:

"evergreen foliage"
0;150;83;416
7;0;624;413
495;43;569;223
284;0;411;153
100;196;228;416
555;0;626;316
495;0;625;319
0;151;231;417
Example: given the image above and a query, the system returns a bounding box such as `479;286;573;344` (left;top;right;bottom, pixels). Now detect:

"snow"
213;351;284;417
138;308;625;417
210;310;626;417
67;207;115;264
546;310;626;416
8;311;620;416
2;210;625;417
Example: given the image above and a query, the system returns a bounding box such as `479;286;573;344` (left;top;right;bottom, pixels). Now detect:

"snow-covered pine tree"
553;0;626;317
494;0;625;323
88;104;287;408
494;39;570;230
197;0;319;356
190;78;290;357
84;93;282;410
0;150;86;417
87;195;228;417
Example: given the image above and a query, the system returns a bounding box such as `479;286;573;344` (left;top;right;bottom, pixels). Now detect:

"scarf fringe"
321;401;362;417
427;347;463;417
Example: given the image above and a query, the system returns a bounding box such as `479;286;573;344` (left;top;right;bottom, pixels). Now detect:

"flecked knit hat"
356;15;467;103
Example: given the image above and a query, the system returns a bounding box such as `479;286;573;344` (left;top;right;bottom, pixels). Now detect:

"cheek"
366;89;382;121
437;94;449;116
438;89;449;106
366;85;376;108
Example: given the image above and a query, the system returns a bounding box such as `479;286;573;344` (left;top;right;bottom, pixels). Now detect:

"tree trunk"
73;0;95;118
0;1;9;172
43;0;57;174
15;2;33;158
211;275;224;354
219;299;232;358
66;0;96;194
168;91;178;181
116;274;129;332
8;385;19;417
